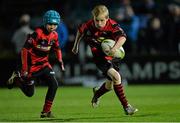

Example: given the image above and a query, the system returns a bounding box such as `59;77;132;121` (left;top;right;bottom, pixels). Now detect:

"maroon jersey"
21;26;63;74
78;19;126;60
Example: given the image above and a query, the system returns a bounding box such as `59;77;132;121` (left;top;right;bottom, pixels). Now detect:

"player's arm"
53;35;65;71
54;47;65;71
72;30;84;54
21;48;28;77
109;25;127;56
21;33;35;77
112;36;126;50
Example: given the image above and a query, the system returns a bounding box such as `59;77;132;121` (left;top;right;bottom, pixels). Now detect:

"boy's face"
45;23;58;32
93;14;108;29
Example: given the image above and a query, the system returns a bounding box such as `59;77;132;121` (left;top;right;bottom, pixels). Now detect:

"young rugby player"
7;10;65;118
72;5;138;115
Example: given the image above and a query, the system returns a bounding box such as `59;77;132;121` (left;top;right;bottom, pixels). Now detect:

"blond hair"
91;5;109;18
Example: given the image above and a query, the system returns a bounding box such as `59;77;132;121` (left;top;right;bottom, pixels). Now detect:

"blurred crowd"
0;0;179;59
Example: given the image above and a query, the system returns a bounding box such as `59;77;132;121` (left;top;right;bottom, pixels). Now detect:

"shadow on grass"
134;113;160;117
18;114;156;122
1;113;159;122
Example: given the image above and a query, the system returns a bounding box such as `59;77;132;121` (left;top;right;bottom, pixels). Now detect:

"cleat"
7;71;19;89
124;104;138;115
91;87;100;108
40;111;54;118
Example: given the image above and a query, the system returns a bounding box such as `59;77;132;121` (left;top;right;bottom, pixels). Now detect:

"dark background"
0;0;179;86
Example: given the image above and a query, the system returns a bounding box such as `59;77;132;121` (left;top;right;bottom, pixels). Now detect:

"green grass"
0;85;180;122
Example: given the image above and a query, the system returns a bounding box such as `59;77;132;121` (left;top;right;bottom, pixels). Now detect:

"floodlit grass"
0;85;180;122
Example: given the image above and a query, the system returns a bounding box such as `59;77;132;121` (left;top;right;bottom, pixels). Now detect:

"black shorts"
93;57;121;80
30;67;56;85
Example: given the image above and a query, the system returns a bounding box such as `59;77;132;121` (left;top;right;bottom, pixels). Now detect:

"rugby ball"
101;39;125;59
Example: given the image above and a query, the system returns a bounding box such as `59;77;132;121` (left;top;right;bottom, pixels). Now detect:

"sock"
42;100;53;113
94;83;110;99
114;84;128;108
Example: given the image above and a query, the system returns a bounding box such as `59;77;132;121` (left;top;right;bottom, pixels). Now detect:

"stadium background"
0;0;179;87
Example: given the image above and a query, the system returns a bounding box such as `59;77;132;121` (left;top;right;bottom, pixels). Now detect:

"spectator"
56;21;69;50
162;3;180;54
11;14;33;54
115;2;140;54
145;17;163;54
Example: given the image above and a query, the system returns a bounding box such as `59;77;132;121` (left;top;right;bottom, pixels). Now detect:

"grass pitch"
0;84;180;122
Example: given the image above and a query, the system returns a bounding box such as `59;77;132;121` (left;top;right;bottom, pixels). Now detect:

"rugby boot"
124;104;138;115
40;111;54;118
7;71;20;89
91;87;100;108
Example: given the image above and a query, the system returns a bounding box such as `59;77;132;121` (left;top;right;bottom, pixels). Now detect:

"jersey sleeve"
78;20;92;34
23;32;37;49
21;32;36;73
78;23;88;34
112;24;127;41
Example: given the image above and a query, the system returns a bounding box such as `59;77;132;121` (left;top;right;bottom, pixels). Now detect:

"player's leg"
40;68;58;118
7;71;20;89
91;58;114;107
7;70;35;97
107;68;138;115
6;53;22;89
19;78;35;97
107;68;128;106
7;54;22;89
91;79;113;107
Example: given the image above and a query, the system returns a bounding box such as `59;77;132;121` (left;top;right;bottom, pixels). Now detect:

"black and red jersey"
21;26;63;74
78;19;126;60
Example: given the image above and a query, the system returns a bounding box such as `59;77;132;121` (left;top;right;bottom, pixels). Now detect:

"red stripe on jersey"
21;48;28;72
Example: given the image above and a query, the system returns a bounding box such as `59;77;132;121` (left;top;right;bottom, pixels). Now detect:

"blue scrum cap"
43;10;60;25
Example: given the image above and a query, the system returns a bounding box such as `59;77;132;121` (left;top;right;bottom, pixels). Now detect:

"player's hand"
21;70;31;79
59;61;65;72
72;47;78;54
103;48;110;55
21;70;28;77
108;48;116;56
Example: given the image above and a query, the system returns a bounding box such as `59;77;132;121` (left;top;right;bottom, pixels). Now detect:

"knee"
107;68;121;85
112;73;121;85
105;80;113;90
53;83;58;90
50;81;58;91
